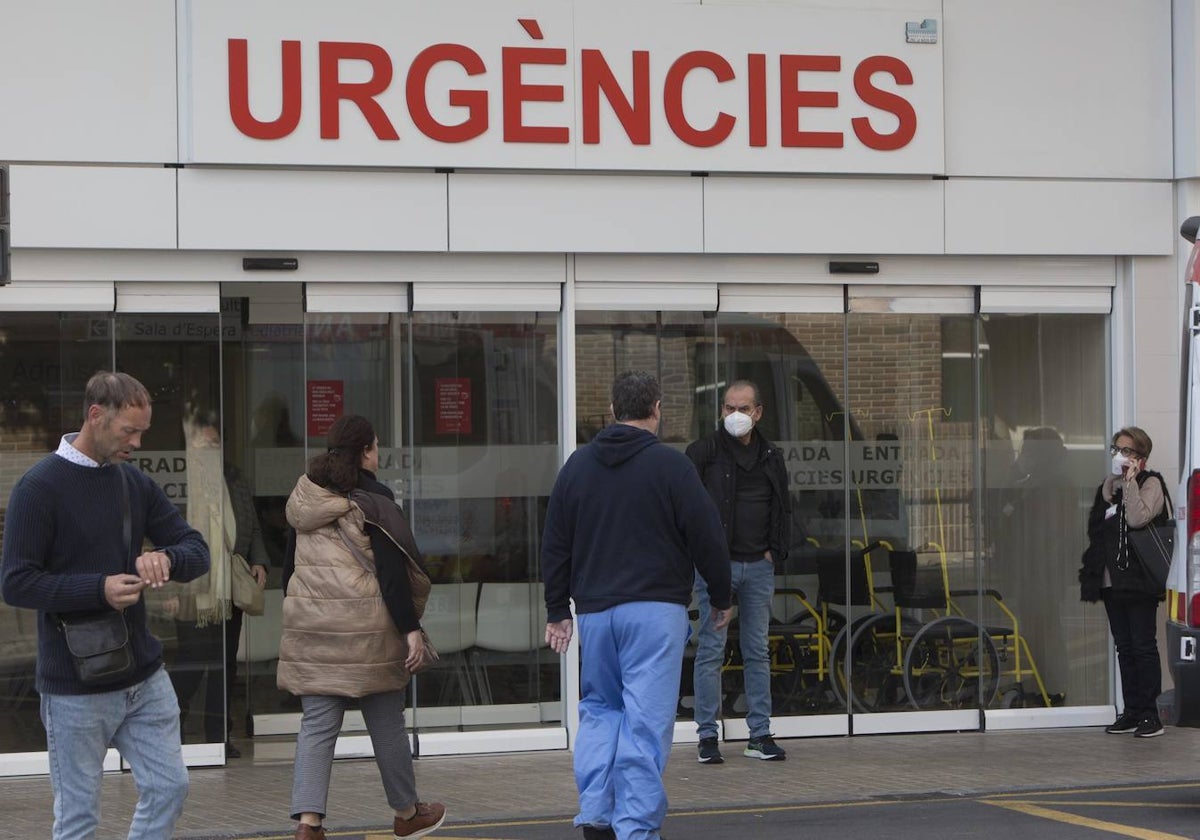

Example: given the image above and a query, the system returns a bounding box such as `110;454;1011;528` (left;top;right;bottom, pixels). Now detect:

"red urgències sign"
228;26;917;152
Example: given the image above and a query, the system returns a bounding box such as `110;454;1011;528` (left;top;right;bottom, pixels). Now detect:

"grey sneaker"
1134;716;1165;738
744;735;787;761
697;736;724;764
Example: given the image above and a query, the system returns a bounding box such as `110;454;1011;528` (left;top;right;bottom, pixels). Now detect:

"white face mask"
1112;454;1131;476
724;411;754;438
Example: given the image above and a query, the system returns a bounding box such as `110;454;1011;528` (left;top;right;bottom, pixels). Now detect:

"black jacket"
1079;469;1170;602
685;427;792;565
541;424;732;622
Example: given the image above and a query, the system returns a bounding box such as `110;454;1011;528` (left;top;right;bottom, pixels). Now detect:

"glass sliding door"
711;311;850;737
115;307;226;761
222;285;565;746
408;310;560;729
219;284;306;749
0;312;113;763
841;310;986;731
979;313;1111;714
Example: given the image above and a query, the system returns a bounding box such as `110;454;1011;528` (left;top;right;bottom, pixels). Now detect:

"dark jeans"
169;607;246;743
1102;590;1161;718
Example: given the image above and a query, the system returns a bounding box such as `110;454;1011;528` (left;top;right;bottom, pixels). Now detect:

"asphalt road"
199;781;1200;840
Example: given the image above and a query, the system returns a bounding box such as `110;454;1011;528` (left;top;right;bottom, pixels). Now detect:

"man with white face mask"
686;380;791;764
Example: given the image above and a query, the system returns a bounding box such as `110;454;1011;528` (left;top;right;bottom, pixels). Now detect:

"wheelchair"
738;540;886;714
840;547;1054;712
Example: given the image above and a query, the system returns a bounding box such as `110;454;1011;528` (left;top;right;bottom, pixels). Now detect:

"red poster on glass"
307;380;344;437
435;378;472;435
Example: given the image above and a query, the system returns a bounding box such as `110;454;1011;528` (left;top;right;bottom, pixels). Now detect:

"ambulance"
1167;217;1200;725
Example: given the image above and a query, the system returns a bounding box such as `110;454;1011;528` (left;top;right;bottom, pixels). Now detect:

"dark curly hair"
306;414;376;493
611;370;661;422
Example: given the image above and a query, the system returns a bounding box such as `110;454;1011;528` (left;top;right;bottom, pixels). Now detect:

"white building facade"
0;0;1194;774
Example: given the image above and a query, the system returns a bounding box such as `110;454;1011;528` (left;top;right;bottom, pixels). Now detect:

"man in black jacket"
542;370;732;840
687;380;791;764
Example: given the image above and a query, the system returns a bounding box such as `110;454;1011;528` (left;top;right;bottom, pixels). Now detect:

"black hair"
724;379;761;406
611;370;661;422
306;414;376;493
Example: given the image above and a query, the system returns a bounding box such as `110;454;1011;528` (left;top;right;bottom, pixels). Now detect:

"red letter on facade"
502;47;569;143
852;56;917;151
228;39;302;140
581;50;650;145
747;53;767;148
407;44;489;143
318;41;399;141
780;54;842;148
663;51;735;148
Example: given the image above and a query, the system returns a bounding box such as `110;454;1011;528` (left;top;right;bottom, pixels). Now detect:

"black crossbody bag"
58;466;137;687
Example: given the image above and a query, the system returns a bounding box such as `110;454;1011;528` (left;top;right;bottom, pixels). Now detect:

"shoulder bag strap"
337;526;378;576
117;465;132;570
1158;474;1174;519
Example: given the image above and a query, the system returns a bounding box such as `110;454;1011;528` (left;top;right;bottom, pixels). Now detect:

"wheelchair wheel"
827;612;882;709
769;634;807;713
780;612;844;713
902;617;999;710
844;613;907;713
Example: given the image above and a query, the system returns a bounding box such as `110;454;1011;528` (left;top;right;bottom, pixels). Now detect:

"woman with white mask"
1079;426;1169;738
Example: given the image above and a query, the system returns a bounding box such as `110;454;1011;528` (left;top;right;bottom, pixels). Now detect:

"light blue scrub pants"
575;601;688;840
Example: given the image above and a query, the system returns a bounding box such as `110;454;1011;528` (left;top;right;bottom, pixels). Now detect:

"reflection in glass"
116;313;225;747
408;312;560;724
0;313;112;752
981;315;1109;707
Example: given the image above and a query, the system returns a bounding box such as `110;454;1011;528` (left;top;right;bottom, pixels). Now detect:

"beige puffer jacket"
277;474;409;698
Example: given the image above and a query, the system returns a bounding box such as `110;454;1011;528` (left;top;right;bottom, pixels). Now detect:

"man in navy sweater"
1;371;210;840
542;370;732;840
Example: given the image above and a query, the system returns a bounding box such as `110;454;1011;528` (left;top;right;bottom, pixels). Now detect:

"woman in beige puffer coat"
279;414;446;840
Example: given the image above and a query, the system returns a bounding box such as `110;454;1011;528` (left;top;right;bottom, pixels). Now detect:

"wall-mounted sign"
306;379;344;437
183;0;944;174
435;377;472;435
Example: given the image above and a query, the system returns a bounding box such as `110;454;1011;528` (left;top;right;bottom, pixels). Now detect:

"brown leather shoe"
294;824;326;840
393;801;447;838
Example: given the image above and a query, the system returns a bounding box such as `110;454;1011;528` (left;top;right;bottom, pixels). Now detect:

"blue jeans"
693;559;775;740
575;602;688;840
41;667;189;840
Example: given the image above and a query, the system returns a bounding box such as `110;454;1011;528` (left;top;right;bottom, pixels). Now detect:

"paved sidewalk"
6;726;1200;838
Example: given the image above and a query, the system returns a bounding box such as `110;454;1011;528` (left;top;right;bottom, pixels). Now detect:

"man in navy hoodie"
1;371;210;840
542;370;733;840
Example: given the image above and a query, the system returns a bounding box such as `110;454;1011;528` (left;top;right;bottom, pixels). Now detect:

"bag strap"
117;465;132;571
1158;474;1174;520
337;527;378;576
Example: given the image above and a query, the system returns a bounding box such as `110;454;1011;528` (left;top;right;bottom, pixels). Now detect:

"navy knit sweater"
1;455;210;694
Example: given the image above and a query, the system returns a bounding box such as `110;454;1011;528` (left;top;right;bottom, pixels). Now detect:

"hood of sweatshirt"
591;423;660;467
285;473;354;533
